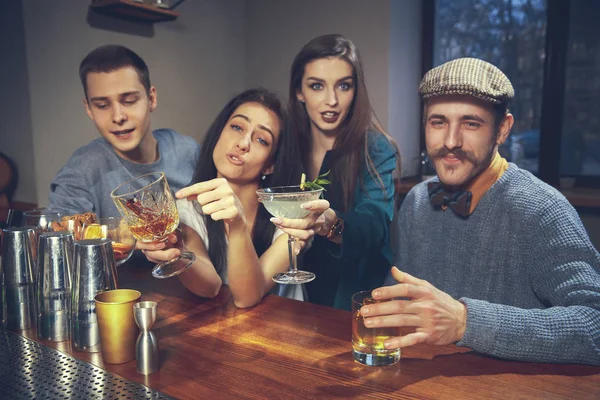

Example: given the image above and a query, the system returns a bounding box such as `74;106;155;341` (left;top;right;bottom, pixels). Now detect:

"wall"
244;0;391;129
4;0;427;205
0;1;36;203
243;0;422;177
389;0;422;177
18;0;246;207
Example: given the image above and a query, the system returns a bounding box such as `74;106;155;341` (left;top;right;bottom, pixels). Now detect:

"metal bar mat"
0;329;175;400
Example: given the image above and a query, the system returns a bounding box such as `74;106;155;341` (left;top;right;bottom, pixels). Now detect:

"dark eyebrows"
306;75;354;84
88;96;109;103
257;125;274;139
461;114;486;123
427;113;447;122
427;113;487;123
88;91;141;103
229;114;274;141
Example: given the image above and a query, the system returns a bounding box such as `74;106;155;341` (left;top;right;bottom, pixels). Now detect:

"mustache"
429;147;479;166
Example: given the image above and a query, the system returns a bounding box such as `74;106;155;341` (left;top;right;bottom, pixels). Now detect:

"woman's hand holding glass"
269;199;335;241
137;232;180;263
111;171;195;278
138;178;247;265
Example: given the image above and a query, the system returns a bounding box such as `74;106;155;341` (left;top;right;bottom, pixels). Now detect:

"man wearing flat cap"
360;58;600;365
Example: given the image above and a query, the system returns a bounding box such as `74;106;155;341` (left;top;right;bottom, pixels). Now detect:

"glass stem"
288;235;298;273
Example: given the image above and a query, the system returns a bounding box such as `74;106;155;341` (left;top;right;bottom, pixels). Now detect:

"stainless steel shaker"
0;226;37;331
71;238;118;352
36;232;73;341
134;301;159;375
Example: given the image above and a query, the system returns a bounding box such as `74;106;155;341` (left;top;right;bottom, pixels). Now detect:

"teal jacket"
303;132;397;310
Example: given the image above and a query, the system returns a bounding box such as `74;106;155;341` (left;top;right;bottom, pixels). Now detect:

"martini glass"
110;172;195;279
256;185;323;284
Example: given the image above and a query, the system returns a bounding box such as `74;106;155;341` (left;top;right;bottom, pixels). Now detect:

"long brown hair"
190;88;301;273
289;34;399;210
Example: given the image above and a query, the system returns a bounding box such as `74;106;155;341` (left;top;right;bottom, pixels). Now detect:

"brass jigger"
134;301;159;375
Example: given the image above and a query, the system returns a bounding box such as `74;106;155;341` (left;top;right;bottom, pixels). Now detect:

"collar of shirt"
465;151;509;214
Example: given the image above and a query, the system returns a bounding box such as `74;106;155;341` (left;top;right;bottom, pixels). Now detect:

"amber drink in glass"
111;172;195;278
352;291;401;366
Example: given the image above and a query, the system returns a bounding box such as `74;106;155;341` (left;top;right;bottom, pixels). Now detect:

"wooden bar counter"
21;262;600;399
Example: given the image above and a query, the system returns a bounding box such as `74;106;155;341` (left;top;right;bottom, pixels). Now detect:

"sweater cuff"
456;297;499;352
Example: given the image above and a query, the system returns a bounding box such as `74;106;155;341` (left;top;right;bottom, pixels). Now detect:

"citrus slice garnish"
83;224;106;239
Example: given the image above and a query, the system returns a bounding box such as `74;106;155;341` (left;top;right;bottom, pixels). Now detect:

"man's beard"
428;145;496;189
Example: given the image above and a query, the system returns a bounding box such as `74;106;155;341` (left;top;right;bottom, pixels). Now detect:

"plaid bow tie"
427;181;472;218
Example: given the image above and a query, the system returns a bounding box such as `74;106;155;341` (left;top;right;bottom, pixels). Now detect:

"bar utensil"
94;289;141;364
36;232;73;341
0;226;37;331
134;301;159;374
71;238;117;352
6;209;24;227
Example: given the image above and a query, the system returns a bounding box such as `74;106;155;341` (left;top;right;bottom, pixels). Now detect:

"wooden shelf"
90;0;179;22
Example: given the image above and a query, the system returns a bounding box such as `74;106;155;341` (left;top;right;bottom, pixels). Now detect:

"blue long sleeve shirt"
304;132;398;310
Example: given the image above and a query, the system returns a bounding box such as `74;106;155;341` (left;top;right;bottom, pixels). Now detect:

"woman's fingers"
272;214;319;230
142;248;181;262
136;241;166;251
301;199;330;212
196;184;232;206
175;178;226;199
277;227;315;241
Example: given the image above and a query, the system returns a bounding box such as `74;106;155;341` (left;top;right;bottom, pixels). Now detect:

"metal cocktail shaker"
1;226;37;331
134;301;159;375
71;239;117;352
36;232;73;341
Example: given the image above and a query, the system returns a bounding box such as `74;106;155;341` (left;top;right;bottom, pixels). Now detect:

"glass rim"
94;289;141;305
110;171;166;199
134;301;157;310
23;208;65;217
256;185;323;196
352;290;378;307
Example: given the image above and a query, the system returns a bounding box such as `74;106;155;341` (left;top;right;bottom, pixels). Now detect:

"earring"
298;98;305;103
262;175;266;180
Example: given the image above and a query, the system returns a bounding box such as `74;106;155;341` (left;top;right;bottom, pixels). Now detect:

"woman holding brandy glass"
138;88;316;308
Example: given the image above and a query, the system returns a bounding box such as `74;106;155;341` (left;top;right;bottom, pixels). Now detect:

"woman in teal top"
273;34;400;310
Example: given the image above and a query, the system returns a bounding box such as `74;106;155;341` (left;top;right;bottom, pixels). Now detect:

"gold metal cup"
94;289;141;364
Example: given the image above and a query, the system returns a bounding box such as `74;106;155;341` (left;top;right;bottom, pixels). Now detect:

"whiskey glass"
110;172;195;278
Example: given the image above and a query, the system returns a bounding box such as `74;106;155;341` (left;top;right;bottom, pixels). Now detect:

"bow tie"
427;181;472;218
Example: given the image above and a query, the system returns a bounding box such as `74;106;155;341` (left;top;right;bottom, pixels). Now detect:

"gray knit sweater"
388;163;600;365
49;129;200;218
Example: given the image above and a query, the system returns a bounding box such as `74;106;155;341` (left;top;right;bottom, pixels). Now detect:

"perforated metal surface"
0;329;175;400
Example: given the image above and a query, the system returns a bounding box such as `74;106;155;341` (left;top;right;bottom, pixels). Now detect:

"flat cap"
418;57;514;105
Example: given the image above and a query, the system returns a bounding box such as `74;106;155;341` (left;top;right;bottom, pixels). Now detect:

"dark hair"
79;45;151;99
190;88;300;273
289;34;399;211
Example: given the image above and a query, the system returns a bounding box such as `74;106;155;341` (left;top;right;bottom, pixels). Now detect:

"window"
560;0;600;178
422;0;600;187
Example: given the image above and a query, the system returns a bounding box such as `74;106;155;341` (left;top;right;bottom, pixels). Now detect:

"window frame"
421;0;600;189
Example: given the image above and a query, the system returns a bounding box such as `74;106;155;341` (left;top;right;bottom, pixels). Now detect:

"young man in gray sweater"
49;45;200;218
361;58;600;365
